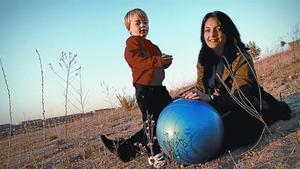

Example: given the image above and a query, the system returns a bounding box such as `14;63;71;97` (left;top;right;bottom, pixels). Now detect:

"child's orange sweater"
124;36;165;86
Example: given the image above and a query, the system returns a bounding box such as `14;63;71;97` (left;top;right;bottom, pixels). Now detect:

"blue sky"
0;0;299;124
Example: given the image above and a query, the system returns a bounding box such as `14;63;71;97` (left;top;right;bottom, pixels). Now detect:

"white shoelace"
148;153;166;168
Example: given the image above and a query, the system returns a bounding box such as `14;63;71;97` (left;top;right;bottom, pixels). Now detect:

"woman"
183;11;291;151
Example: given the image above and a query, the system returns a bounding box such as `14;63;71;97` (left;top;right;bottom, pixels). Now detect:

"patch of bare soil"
0;50;299;169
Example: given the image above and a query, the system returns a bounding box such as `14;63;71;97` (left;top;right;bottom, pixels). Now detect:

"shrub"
116;94;136;110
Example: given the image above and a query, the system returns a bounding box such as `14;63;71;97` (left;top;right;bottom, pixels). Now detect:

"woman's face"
204;17;226;50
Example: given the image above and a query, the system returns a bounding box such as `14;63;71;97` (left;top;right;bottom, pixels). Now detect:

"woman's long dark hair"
198;11;247;66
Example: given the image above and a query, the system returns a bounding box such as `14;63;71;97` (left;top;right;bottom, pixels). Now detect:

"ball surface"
156;98;223;164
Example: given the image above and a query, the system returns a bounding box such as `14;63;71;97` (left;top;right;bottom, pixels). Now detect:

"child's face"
129;15;148;38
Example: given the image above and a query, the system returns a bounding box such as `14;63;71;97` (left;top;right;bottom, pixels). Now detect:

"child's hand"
161;54;173;68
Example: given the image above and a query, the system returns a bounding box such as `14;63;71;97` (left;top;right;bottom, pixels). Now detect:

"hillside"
0;49;299;168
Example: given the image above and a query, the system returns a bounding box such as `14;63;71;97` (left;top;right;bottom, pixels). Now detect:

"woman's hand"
182;88;211;102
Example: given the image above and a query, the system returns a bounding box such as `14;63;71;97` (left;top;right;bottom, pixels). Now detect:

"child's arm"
125;36;163;69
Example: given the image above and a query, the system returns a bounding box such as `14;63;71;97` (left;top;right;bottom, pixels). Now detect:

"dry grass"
116;94;137;110
255;49;300;99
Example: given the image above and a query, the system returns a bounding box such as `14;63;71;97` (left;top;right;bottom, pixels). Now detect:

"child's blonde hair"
124;8;148;30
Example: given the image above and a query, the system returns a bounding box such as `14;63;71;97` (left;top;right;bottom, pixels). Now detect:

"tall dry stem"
100;81;117;108
76;69;89;161
49;51;81;168
228;150;239;169
50;52;80;135
36;49;47;167
215;47;270;151
74;69;89;139
36;49;46;123
0;57;13;169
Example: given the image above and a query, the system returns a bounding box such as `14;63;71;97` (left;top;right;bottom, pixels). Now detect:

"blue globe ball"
156;98;223;164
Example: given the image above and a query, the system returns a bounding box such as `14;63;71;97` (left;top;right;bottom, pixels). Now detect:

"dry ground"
0;49;299;169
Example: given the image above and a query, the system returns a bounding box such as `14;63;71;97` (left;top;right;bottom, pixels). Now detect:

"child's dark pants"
124;84;172;157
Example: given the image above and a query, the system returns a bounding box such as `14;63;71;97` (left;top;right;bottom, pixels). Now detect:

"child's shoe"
148;152;167;168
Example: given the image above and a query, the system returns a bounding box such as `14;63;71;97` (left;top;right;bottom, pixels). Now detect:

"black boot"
278;101;292;120
101;135;138;163
117;140;138;162
101;135;124;153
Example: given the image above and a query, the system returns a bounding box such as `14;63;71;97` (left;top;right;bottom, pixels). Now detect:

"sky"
0;0;299;124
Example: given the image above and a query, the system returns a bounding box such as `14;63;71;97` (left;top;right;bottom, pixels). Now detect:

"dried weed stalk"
215;45;270;152
35;49;47;167
0;58;13;169
100;81;118;108
49;51;81;168
144;112;155;156
36;50;46;124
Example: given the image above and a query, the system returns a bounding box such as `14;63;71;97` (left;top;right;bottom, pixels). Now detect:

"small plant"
247;41;261;60
116;93;136;110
